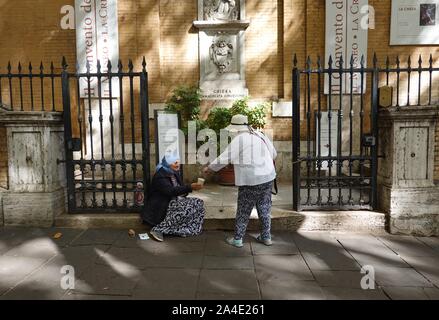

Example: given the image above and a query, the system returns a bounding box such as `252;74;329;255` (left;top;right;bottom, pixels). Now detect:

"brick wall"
0;0;438;179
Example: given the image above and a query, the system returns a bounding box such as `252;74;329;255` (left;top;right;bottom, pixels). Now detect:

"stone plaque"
201;85;248;100
272;101;292;117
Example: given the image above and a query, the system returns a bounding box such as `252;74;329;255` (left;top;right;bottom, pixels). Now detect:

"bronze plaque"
379;86;393;108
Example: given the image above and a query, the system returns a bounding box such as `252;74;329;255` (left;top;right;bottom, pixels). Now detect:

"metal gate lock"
68;138;82;152
362;135;376;147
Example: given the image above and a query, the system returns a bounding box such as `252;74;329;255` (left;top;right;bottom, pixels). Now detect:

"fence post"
140;57;151;209
61;57;76;213
292;55;301;211
370;53;379;210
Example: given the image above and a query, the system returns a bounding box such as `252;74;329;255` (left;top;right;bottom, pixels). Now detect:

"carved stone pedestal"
378;106;439;236
0;112;66;227
194;0;249;101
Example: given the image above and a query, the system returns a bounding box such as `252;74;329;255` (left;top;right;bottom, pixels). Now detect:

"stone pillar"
378;105;439;236
0;111;66;227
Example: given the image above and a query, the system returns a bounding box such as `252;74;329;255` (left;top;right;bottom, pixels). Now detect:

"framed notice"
390;0;439;45
154;110;183;166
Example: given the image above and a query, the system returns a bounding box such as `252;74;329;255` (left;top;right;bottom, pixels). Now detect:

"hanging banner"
75;0;120;98
325;0;368;94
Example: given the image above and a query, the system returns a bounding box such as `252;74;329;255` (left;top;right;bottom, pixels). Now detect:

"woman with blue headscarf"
141;154;205;242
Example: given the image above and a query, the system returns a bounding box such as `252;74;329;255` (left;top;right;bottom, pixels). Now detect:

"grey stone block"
321;287;389;300
132;269;199;299
203;256;254;269
374;266;434;287
198;269;259;295
383;287;434;300
260;280;325;300
254;254;314;282
312;271;366;289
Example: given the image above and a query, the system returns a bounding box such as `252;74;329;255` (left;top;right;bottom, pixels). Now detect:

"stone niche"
193;0;249;100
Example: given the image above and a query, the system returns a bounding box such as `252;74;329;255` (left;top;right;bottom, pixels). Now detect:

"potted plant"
165;85;205;135
205;97;269;185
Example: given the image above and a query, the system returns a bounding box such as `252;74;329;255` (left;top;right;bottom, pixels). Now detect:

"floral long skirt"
151;197;205;237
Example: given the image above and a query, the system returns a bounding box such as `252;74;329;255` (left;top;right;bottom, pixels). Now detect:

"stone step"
55;208;386;233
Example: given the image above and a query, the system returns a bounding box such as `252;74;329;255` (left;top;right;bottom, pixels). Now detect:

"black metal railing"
0;57;151;213
0;61;62;112
61;57;151;213
292;53;438;211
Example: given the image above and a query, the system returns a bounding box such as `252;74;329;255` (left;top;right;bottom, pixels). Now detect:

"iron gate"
292;55;379;211
62;58;151;213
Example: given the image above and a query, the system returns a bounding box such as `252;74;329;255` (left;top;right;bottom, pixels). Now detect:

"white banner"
75;0;119;98
390;0;439;45
325;0;368;94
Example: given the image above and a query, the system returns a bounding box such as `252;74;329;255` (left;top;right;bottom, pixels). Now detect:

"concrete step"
55;207;386;233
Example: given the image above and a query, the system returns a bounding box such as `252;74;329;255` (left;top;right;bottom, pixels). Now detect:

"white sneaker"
150;230;164;242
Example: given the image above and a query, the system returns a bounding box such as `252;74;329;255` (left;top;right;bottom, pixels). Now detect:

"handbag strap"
252;131;278;195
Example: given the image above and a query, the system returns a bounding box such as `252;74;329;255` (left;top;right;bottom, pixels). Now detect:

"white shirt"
208;131;277;186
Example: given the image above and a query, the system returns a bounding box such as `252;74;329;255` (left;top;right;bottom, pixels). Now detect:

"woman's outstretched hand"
202;166;214;177
191;183;203;191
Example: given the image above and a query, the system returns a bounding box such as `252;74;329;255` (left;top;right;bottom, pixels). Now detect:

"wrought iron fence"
291;52;438;211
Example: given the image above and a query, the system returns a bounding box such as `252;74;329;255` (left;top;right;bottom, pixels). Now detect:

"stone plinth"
0;111;66;227
378;105;439;236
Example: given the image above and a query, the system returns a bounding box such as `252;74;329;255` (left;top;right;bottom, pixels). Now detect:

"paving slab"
198;269;259;295
132;269;200;300
400;255;439;286
61;292;131;300
3;237;60;260
71;229;126;246
254;254;314;282
416;237;439;253
335;234;410;268
377;235;438;258
312;270;367;289
383;287;434;300
72;263;141;296
196;292;261;300
0;256;48;295
292;231;346;252
374;266;434;287
97;247;204;269
321;287;389;300
259;280;325;300
301;251;361;271
203;255;254;270
424;287;439;300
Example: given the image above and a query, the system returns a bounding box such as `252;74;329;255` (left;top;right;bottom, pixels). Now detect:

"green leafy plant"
205;107;233;135
229;97;269;129
165;85;201;130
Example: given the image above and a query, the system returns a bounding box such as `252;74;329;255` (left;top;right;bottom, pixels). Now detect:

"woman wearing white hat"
203;114;277;248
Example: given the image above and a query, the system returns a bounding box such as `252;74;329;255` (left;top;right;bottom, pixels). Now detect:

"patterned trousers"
234;181;273;240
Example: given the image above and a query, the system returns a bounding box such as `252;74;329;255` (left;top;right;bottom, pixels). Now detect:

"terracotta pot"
217;165;235;186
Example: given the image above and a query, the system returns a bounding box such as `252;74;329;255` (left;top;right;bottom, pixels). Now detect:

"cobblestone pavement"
0;227;438;300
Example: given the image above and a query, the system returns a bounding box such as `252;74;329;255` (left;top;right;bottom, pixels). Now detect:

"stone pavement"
0;227;438;300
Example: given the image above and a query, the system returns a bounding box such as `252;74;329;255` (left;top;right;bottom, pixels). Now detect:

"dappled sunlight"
94;247;142;279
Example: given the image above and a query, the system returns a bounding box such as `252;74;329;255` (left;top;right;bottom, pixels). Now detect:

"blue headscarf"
156;154;180;174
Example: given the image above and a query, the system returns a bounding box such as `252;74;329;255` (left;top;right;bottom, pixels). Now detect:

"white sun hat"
224;114;251;133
